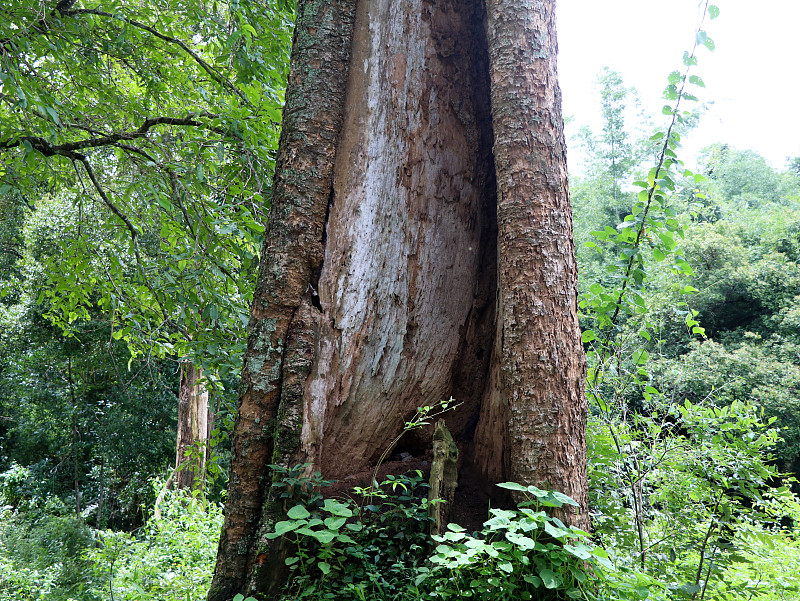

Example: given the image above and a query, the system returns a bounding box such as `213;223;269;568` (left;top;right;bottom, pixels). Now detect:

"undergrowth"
267;469;664;601
0;476;221;601
1;463;798;601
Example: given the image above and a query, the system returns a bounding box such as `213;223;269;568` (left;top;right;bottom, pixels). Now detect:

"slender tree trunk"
175;360;209;490
97;454;105;527
209;0;586;598
68;355;82;517
206;391;219;474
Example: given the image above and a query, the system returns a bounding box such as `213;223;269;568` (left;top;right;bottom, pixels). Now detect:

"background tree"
592;67;636;208
0;209;177;527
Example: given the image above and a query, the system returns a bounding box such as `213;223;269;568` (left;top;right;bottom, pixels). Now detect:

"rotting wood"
428;419;459;536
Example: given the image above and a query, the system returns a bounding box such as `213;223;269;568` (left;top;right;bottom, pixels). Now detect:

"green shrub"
426;483;609;600
0;497;96;601
267;470;662;601
272;471;432;600
87;485;222;601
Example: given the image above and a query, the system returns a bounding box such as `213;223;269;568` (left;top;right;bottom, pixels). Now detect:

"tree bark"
207;1;358;599
473;0;588;526
175;361;209;490
209;0;586;598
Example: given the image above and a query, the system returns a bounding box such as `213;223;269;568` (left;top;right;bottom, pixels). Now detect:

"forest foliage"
1;1;800;600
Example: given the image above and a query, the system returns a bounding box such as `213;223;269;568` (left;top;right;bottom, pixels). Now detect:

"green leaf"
709;5;720;19
689;75;705;88
44;105;61;125
274;520;301;535
497;482;527;492
506;532;536;550
564;543;592;560
581;330;596;343
318;561;331;575
323;516;346;530
286;505;311;520
203;303;219;321
323;498;353;517
544;521;569;539
539;568;561;589
696;30;708;45
550;491;579;506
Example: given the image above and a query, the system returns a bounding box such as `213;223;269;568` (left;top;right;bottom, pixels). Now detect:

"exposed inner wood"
301;0;497;480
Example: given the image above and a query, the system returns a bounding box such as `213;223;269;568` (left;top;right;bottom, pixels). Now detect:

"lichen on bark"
206;1;358;599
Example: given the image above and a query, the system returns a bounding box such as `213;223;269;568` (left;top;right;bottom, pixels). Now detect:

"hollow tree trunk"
209;0;586;599
175;361;209;490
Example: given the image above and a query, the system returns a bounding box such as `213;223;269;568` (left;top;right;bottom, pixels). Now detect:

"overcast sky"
556;0;800;173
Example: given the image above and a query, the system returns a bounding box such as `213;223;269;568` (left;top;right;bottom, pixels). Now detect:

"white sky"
556;0;800;173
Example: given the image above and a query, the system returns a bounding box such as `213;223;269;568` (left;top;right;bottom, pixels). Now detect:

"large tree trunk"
209;0;586;599
175;361;209;490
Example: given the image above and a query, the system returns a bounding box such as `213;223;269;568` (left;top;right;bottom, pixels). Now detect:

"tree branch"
3;4;252;109
0;243;24;260
0;113;221;155
111;143;158;164
77;155;139;245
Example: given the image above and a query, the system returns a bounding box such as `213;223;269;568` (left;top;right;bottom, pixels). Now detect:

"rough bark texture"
207;1;357;599
175;361;208;490
474;0;588;528
211;0;587;597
